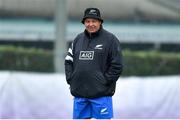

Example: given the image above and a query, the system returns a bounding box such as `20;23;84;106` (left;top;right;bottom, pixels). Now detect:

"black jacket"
65;27;123;98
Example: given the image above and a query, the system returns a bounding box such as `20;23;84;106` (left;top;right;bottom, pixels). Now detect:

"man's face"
84;18;101;33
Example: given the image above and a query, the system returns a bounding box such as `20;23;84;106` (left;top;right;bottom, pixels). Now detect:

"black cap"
81;8;103;24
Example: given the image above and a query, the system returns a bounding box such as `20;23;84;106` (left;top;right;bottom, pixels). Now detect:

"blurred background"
0;0;180;119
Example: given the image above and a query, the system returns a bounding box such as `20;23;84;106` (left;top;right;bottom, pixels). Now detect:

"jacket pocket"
104;72;114;85
94;71;107;85
69;71;82;90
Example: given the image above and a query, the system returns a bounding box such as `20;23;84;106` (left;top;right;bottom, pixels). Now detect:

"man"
65;8;123;119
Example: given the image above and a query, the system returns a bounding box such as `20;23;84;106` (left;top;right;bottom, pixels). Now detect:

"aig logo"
79;51;94;60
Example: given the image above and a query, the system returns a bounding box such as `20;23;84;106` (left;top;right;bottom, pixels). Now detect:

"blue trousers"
73;96;113;119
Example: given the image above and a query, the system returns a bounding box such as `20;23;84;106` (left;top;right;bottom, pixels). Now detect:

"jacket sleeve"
64;42;74;84
105;36;123;84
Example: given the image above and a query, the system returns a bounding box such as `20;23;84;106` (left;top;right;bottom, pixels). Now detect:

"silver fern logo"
100;107;108;114
89;9;97;15
94;44;103;50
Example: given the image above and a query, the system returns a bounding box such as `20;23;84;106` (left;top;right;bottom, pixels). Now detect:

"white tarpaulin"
0;71;180;119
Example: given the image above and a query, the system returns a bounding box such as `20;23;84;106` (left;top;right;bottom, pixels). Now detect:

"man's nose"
89;22;93;26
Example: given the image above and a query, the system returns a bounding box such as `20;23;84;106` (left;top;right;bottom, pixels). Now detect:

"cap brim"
81;15;103;24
